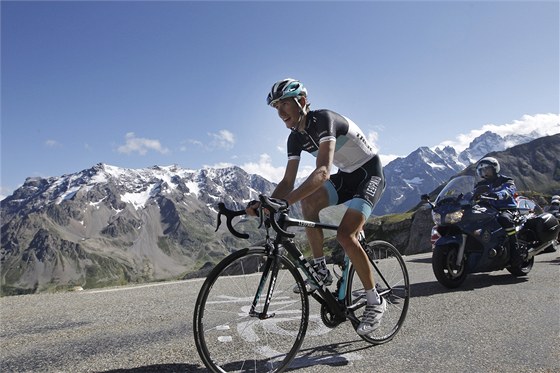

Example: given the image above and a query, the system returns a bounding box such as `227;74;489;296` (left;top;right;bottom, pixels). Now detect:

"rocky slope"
0;164;276;295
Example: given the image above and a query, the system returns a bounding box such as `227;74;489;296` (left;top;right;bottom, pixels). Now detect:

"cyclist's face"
272;98;303;129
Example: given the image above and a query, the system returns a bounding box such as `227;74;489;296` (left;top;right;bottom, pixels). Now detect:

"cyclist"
246;78;386;335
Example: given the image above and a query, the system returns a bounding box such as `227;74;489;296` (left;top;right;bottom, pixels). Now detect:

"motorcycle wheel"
432;244;468;288
507;257;534;276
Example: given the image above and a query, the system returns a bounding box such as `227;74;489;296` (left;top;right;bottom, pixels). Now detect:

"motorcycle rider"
473;157;524;266
547;196;560;246
546;195;560;214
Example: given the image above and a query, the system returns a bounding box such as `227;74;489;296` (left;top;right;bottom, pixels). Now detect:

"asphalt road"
1;251;559;373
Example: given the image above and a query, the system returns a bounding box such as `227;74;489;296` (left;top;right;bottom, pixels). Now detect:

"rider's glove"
473;185;491;197
485;192;499;200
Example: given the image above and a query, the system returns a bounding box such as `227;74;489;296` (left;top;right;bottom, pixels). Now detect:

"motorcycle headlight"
444;210;464;224
432;211;442;225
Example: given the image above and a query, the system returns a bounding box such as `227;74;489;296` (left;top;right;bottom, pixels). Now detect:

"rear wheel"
432;244;468;288
346;240;410;344
507;257;534;276
193;247;309;372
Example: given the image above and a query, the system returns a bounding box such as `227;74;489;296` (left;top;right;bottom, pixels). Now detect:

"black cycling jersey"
287;109;377;172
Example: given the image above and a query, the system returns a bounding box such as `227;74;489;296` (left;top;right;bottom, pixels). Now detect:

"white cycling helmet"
552;195;560;205
476;157;500;179
267;78;307;106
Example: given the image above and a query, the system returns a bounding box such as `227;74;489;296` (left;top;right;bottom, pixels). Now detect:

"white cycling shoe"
293;268;333;294
356;298;387;335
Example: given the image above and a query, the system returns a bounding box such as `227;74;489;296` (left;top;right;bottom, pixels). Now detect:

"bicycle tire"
193;247;309;373
346;240;410;344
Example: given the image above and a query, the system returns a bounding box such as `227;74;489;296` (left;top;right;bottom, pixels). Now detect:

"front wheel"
432;244;468;288
347;240;410;344
193;247;309;373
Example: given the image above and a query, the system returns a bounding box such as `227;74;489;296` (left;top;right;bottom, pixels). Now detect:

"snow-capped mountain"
456;130;541;166
375;146;462;215
3;163;267;214
2;131;559;295
374;129;559;215
0;164;277;295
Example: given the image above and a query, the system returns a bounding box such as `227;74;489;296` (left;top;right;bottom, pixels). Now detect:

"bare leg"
300;186;330;259
336;209;375;290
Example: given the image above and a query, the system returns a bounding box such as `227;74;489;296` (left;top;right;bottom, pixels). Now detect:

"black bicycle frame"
248;208;396;327
251;212;354;322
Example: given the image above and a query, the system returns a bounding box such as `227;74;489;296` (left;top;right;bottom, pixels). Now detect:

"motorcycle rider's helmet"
476;157;500;179
267;78;307;107
552;195;560;205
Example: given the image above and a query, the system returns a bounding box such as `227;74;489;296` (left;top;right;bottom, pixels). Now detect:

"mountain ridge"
373;128;559;214
1;133;559;295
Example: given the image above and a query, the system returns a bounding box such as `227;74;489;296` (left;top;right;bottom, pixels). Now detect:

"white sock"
366;288;381;305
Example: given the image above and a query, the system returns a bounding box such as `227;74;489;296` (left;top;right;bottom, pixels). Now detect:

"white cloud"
180;139;203;152
240;154;287;183
181;130;235;152
117;132;169;155
379;154;401;166
209;129;235;150
208;162;234;169
45;139;61;147
237;154;318;184
435;113;560;152
204;154;313;184
367;131;379;145
367;129;402;166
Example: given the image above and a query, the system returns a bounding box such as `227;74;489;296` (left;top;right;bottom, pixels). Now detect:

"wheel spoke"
194;248;309;372
348;241;410;344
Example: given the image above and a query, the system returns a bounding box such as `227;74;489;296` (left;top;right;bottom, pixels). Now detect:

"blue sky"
1;0;559;199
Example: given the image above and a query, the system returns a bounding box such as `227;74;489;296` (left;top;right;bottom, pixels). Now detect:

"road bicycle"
193;195;410;373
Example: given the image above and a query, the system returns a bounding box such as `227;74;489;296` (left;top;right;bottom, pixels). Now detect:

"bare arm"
284;140;334;206
271;159;299;199
246;159;299;216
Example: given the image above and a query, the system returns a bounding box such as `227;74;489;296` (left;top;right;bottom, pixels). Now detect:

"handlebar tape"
216;203;249;239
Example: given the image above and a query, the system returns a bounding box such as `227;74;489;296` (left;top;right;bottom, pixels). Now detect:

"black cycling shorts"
325;154;385;218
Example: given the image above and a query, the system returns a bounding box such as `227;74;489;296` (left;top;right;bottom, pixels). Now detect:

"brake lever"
257;195;295;238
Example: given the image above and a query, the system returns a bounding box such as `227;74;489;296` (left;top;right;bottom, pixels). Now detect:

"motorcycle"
429;175;560;288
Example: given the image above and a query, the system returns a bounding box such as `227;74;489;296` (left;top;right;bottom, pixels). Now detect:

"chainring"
320;303;345;328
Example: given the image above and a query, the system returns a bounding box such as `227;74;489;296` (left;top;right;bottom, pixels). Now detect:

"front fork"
249;245;281;320
455;234;467;267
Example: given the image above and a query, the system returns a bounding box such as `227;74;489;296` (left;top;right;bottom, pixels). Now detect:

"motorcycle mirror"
421;194;435;209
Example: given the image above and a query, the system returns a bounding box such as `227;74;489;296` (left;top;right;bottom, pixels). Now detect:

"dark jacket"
474;174;517;210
